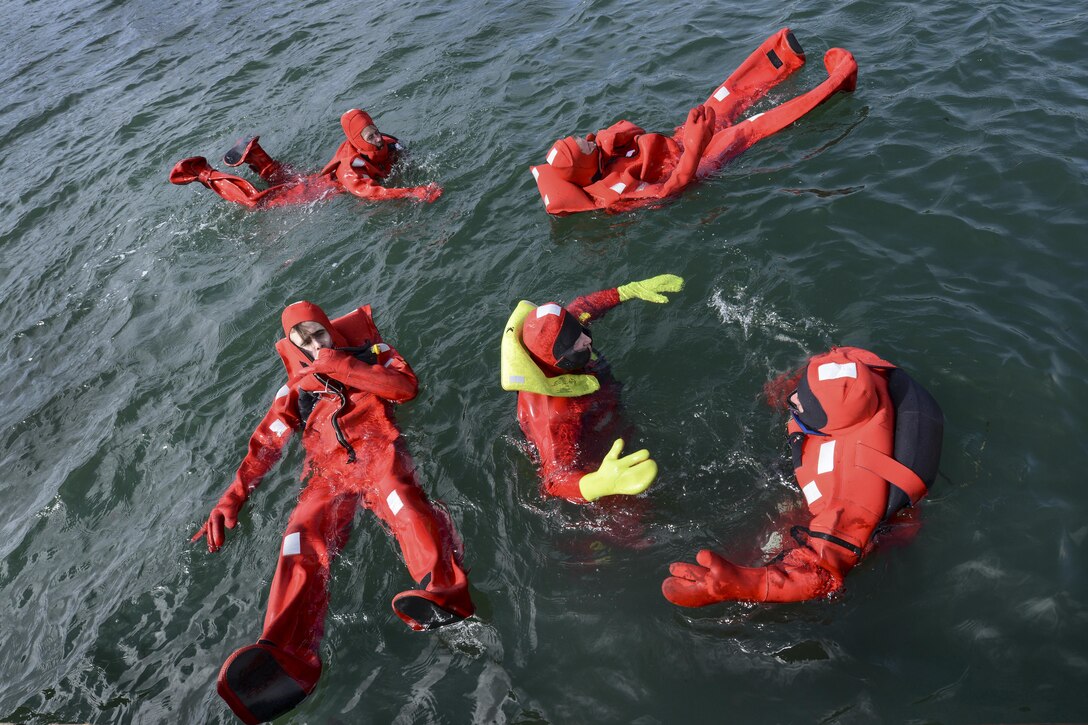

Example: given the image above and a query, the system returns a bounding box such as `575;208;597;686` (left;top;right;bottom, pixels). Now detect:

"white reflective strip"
383;359;393;367
625;149;636;157
509;374;525;384
282;532;301;556
275;385;289;399
609;182;627;194
536;303;562;318
747;112;765;122
544;194;550;207
818;362;858;381
817;441;836;474
713;86;730;102
547;148;558;165
802;481;822;504
269;419;289;437
387;490;404;515
531;166;540;180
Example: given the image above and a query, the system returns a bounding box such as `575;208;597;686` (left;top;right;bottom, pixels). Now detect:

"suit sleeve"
337;163;438;201
518;392;591;502
568;288;622;325
309;347;419;402
219;386;302;511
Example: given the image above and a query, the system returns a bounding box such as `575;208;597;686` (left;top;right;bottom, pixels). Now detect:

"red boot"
223;136;289;184
217;641;321;725
392;556;475;631
168;156;264;208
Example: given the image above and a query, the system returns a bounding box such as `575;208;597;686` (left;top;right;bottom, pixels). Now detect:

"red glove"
662;549;767;606
191;490;244;553
682;105;714;153
410;183;442;203
306;348;354;377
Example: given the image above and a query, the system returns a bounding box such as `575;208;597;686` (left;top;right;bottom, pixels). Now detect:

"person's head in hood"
546;135;601;187
522;303;593;374
282;301;346;359
341;108;384;152
788;351;880;434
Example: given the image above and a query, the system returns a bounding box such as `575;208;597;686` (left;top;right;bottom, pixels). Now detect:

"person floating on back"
500;275;683;502
662;346;943;606
170;109;441;208
530;28;858;214
192;300;473;724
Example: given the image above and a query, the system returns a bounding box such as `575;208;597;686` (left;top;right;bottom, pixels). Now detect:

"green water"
1;0;1086;723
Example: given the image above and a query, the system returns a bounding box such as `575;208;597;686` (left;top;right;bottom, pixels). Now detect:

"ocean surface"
1;0;1086;723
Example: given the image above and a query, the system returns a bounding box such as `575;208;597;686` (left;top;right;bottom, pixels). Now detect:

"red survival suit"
531;28;858;214
169;109;442;209
195;301;472;724
663;347;944;605
517;287;635;502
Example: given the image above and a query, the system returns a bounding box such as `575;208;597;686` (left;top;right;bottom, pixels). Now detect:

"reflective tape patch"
609;182;627;194
383;359;394;367
536;303;562;318
713;86;730;102
509;374;526;384
269;419;289;437
387;490;404;515
376;343;390;353
282;532;301;556
275;385;289;399
531;166;540;180
544;194;550;207
818;362;858;381
817;441;836;474
625;149;637;157
747;112;765;122
802;481;822;504
547;148;558;165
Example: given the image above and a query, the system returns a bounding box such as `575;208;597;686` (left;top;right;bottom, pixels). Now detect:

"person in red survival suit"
169;109;442;209
191;300;473;725
662;347;944;606
530;28;858;215
500;275;684;503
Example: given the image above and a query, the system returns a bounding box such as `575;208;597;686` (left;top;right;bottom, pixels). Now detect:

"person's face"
290;321;333;357
361;124;384;149
574;135;597;155
554;329;593;371
788;391;804;413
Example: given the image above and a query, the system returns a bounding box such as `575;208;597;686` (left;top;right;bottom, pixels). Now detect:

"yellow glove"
578;439;658;501
617;274;685;303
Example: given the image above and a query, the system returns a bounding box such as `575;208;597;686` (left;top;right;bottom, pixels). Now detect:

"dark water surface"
1;0;1086;723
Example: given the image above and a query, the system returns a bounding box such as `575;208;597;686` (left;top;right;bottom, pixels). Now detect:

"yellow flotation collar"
500;301;600;397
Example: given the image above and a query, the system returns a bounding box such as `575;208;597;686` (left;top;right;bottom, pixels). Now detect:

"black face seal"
552;313;592;371
790;372;828;433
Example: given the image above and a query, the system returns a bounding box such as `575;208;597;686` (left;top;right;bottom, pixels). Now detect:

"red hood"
595;120;644;157
281;300;349;347
340;108;385;156
522;302;574;375
795;347;895;432
547;136;600;187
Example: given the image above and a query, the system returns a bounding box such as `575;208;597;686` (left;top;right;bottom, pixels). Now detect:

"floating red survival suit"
662;346;943;606
193;301;473;724
169;109;442;209
514;287;635;502
530;28;858;214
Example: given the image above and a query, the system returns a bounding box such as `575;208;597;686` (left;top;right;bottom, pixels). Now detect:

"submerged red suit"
195;301;472;724
169;109;442;208
531;28;858;214
516;287;633;502
662;347;943;605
